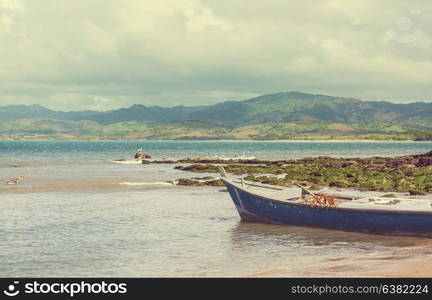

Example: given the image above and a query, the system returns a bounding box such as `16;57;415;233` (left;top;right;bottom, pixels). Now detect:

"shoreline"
247;243;432;278
247;259;432;278
0;139;430;143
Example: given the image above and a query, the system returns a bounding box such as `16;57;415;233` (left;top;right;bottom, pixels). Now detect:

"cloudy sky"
0;0;431;110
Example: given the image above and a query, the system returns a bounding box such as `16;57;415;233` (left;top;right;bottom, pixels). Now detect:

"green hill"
1;92;432;140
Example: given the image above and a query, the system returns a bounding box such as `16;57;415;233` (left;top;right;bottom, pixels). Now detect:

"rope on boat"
295;183;337;208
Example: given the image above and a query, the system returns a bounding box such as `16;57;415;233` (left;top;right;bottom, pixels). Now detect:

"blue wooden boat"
219;168;432;237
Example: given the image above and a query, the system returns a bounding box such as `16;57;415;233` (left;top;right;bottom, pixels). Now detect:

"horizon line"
1;91;432;112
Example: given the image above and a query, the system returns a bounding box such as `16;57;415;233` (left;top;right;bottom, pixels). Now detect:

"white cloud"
0;0;23;11
0;0;431;110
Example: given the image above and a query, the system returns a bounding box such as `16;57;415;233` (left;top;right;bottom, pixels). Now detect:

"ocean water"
2;140;432;161
1;140;432;277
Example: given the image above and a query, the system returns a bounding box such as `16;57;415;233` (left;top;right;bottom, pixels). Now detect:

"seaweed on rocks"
173;151;432;193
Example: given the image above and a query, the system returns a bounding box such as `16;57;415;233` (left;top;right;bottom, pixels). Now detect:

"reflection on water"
231;222;429;249
2;184;432;277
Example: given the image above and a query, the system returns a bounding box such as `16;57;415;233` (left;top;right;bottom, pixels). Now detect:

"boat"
219;167;432;237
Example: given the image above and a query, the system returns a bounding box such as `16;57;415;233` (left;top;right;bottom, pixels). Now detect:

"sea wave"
119;181;177;186
111;160;143;165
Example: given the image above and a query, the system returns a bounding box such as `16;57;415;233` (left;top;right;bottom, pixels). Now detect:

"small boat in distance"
219;167;432;237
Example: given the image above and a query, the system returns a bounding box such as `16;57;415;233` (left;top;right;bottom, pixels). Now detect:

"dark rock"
417;157;432;167
135;151;151;159
409;190;427;196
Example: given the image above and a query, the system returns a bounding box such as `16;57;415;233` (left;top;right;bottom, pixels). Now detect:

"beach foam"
112;160;143;165
119;181;177;186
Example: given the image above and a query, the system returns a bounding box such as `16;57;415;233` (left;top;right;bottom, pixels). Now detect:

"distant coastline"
184;139;425;143
1;92;432;142
1;138;430;143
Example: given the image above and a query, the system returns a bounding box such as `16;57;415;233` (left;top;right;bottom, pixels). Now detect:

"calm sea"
1;140;432;277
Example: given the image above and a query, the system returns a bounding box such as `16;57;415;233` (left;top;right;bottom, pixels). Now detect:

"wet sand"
247;243;432;277
363;261;432;277
362;245;432;277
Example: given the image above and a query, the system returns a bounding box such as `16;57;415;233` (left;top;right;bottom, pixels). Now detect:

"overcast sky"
0;0;431;110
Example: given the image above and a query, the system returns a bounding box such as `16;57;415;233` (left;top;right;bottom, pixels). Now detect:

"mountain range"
1;92;432;140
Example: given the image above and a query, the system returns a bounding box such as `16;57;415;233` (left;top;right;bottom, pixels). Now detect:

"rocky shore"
167;151;432;193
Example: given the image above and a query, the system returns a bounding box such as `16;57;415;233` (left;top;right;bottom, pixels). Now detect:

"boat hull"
223;179;432;237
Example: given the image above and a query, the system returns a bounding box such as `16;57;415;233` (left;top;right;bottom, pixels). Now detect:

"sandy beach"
247;242;432;278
